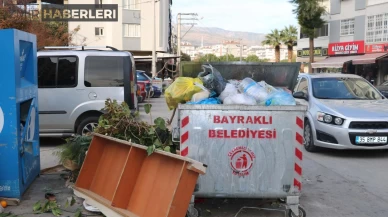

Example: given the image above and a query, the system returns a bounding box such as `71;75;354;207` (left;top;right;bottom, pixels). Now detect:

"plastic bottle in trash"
238;78;268;102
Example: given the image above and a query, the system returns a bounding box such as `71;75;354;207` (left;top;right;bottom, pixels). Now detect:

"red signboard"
328;41;365;56
365;43;388;53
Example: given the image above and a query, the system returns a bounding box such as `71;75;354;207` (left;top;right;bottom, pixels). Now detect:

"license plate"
355;136;387;144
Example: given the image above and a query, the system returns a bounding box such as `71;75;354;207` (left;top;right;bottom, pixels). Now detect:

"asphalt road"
40;97;388;217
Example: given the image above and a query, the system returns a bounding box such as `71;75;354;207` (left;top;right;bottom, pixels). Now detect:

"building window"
123;0;140;10
38;57;78;88
300;24;329;39
123;24;140;37
84;56;124;87
95;27;104;36
340;19;355;36
367;13;388;43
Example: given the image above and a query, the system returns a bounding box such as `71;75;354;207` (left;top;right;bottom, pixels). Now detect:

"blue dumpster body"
0;29;40;198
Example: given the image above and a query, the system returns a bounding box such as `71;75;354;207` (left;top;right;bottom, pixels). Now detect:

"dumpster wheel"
288;206;306;217
186;206;201;217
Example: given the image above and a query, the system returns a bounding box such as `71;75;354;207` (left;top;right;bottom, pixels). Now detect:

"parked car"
293;73;388;151
37;46;137;137
152;86;162;98
375;80;388;98
136;70;154;98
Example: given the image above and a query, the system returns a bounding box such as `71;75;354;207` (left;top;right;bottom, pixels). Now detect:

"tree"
246;55;259;62
0;4;82;47
199;54;219;62
290;0;326;72
281;25;298;62
181;53;191;61
219;54;235;62
262;29;282;62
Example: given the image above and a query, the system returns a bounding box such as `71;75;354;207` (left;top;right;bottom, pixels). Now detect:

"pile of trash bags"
165;65;296;110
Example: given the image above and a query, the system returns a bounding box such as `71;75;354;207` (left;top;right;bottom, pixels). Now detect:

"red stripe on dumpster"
181;131;189;144
295;148;303;160
296;132;303;145
294;179;301;191
296;117;303;129
295;163;302;176
181;147;188;157
181;116;189;128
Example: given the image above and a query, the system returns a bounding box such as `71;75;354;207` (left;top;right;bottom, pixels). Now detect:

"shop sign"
328;41;365;56
297;47;328;57
365;43;388;53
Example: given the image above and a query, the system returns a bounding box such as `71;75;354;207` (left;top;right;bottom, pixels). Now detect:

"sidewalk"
5;171;101;217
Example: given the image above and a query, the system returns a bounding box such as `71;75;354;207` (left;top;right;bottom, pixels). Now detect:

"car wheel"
304;120;319;152
77;116;99;136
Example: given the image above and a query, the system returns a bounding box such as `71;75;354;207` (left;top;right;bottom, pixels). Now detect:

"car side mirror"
293;91;308;101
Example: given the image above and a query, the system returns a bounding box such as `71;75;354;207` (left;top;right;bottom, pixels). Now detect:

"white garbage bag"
219;83;239;102
223;93;257;105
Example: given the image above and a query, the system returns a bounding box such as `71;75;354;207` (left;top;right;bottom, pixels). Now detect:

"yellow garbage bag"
165;77;203;110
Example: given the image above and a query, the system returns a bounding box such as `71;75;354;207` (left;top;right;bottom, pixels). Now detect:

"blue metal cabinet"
0;29;40;198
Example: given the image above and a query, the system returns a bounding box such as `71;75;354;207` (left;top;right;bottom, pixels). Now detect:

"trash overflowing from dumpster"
165;64;296;109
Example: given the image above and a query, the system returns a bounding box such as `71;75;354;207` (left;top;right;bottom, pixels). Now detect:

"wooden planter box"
73;134;206;217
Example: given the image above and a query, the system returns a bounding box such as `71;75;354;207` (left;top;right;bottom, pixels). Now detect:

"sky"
171;0;298;34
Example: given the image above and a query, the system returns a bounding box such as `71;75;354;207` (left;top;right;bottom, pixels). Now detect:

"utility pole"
152;0;156;77
177;13;181;72
176;13;198;76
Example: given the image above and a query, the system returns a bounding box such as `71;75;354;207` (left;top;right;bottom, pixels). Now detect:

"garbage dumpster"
177;63;307;216
0;29;40;198
179;104;307;215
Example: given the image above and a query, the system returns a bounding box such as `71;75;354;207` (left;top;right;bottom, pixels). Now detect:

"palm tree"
290;0;326;72
281;25;298;62
262;29;282;62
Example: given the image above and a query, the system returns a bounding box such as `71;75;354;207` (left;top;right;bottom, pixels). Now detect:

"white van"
37;46;137;137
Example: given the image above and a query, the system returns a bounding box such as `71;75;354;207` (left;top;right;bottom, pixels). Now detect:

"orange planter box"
73;133;206;217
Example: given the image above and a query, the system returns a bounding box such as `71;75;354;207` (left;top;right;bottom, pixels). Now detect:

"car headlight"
317;112;344;125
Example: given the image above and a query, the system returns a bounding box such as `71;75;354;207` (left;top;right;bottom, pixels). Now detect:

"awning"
352;53;388;65
311;56;355;68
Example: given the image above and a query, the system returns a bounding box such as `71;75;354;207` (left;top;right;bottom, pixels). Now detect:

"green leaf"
147;145;155;156
52;208;62;216
154;117;166;130
74;209;82;217
154;139;162;146
164;146;171;152
144;104;152;114
33;201;41;212
148;128;155;135
65;199;69;208
70;196;76;206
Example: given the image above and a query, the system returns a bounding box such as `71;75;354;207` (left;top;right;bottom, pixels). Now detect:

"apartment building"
246;45;288;61
180;42;197;59
297;0;388;84
68;0;172;55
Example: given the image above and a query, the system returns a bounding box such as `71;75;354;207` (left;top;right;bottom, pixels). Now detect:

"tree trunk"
275;46;280;62
309;37;314;73
288;45;293;62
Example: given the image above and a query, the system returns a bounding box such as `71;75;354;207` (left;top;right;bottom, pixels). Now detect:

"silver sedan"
293;73;388;151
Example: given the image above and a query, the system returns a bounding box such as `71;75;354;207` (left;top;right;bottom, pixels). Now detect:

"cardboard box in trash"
73;133;206;217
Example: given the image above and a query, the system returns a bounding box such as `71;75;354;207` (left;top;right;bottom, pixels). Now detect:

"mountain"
177;26;266;47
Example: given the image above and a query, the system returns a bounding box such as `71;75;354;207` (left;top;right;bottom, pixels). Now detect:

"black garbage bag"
197;64;227;95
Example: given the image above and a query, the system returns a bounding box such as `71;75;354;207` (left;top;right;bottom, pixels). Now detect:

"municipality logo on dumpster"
228;146;256;177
